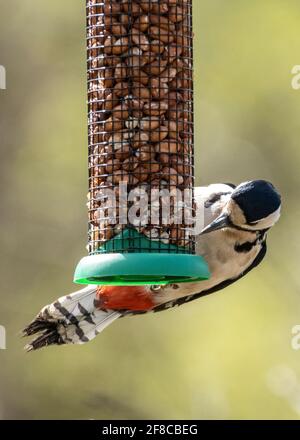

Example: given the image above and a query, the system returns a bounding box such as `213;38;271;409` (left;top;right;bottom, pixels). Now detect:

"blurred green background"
0;0;300;420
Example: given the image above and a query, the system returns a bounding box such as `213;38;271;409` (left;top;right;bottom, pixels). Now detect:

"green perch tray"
74;229;210;286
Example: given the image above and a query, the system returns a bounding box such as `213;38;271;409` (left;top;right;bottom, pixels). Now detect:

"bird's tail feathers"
23;285;121;351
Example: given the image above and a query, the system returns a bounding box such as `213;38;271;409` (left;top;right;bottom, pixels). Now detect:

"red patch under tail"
95;286;155;311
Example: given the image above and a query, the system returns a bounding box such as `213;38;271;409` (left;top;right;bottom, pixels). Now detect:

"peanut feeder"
74;0;210;285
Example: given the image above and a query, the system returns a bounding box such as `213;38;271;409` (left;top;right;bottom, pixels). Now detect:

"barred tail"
23;285;121;351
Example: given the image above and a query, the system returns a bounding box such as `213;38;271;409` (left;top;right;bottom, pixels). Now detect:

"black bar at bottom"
0;420;300;438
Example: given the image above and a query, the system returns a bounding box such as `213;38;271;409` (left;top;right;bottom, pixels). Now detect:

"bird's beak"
200;213;230;235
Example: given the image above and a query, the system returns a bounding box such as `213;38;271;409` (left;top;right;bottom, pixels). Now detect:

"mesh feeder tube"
74;0;210;285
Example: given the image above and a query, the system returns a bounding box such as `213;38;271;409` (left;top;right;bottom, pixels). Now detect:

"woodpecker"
23;179;281;350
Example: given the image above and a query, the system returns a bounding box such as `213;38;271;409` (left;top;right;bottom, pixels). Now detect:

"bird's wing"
194;183;235;201
222;182;236;189
152;240;267;313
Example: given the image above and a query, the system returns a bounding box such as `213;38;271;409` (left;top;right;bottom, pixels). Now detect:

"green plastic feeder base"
74;253;210;286
74;229;210;285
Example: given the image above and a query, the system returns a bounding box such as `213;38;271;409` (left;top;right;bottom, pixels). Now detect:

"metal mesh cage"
86;0;195;255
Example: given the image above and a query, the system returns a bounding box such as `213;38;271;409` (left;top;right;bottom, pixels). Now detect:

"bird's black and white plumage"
23;180;281;350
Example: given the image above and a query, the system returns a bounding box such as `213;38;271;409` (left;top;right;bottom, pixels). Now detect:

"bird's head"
201;180;281;234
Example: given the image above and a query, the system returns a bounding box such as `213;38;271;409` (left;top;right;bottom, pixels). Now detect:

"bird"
23;179;281;350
